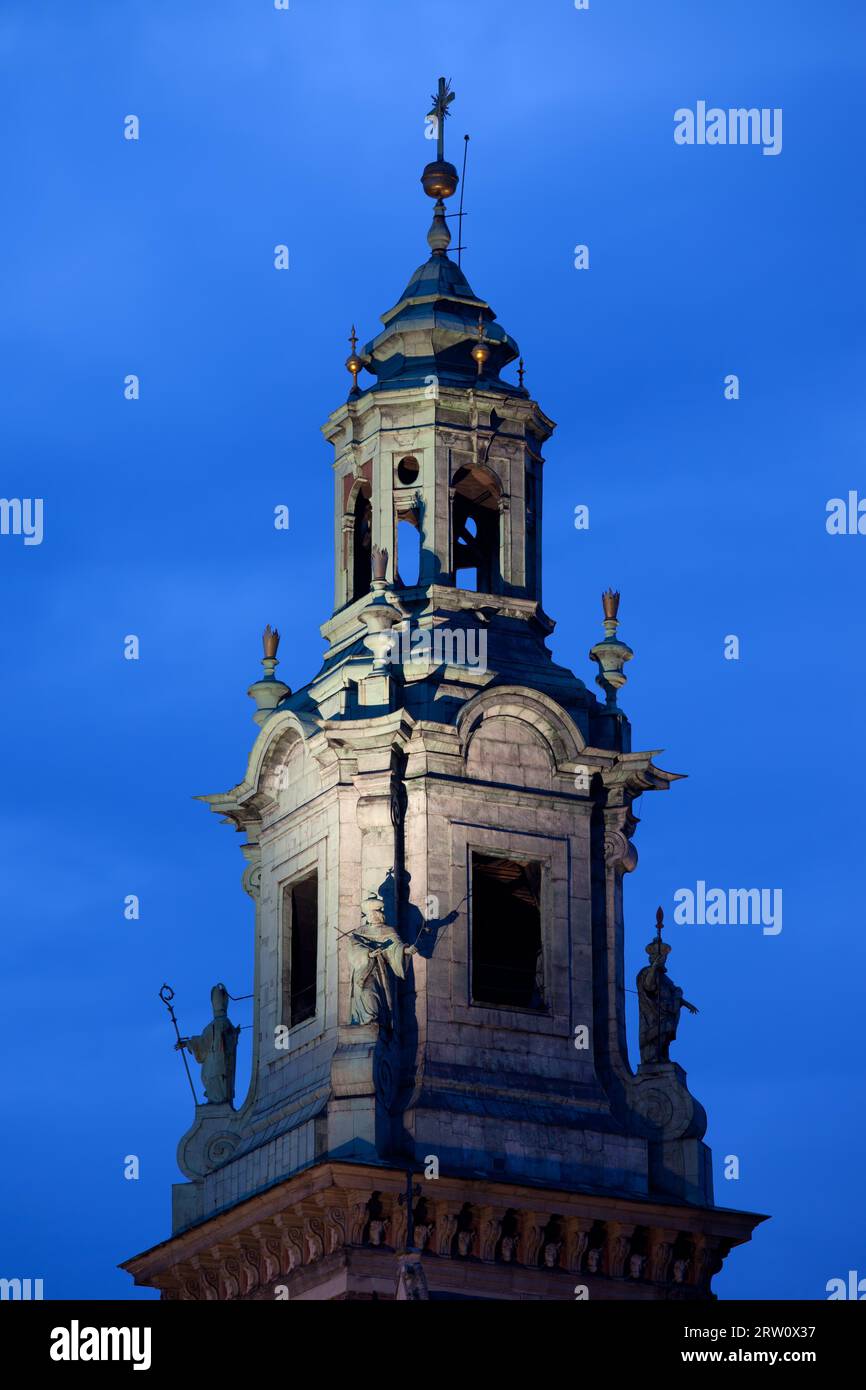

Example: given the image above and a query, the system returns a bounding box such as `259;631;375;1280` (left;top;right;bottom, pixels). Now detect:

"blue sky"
1;0;864;1299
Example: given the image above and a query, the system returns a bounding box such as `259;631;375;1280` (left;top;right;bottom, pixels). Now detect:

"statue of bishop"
176;983;241;1105
348;891;417;1030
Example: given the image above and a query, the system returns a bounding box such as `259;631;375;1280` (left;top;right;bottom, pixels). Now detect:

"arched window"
452;465;500;593
352;485;372;600
396;516;421;588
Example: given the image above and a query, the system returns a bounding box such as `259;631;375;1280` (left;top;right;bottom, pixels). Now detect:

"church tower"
124;81;764;1301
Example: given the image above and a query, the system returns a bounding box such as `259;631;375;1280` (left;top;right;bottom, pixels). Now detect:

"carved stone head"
368;1219;386;1247
362;891;387;930
645;939;672;966
210;983;229;1017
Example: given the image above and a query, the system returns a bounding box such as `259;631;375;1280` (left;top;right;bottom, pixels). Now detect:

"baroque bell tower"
124;80;765;1302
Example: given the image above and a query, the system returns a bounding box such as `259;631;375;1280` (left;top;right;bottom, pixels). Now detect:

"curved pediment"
198;709;320;828
457;684;587;772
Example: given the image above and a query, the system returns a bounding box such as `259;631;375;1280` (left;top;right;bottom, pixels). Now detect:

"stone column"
530;446;543;602
446;477;456;581
371;437;392;583
241;841;263;1112
339;511;353;607
329;721;413;1155
601;804;639;1094
498;488;514;589
355;758;402;911
435;432;460;582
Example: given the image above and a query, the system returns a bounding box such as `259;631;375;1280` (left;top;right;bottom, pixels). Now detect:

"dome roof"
358;251;524;396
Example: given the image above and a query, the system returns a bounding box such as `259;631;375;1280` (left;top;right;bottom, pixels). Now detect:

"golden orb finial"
421;76;459;197
345;324;363;392
471;311;490;375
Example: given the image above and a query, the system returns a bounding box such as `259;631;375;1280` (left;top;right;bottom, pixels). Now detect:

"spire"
421;77;459;255
344;79;525;398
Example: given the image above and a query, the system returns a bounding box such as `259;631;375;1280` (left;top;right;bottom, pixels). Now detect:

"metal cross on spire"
429;76;455;162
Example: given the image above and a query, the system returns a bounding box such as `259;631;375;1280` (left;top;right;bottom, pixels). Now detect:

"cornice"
121;1160;767;1301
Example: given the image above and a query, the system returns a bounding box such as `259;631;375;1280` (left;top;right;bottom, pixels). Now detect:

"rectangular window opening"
471;852;544;1010
282;872;318;1027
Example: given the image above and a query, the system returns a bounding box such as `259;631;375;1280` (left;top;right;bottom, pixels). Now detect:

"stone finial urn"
248;624;291;727
589;589;633;709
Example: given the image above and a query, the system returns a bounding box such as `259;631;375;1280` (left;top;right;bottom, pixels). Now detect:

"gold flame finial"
262;624;280;659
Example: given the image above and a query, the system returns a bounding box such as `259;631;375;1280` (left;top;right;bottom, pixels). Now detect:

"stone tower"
123;81;765;1301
